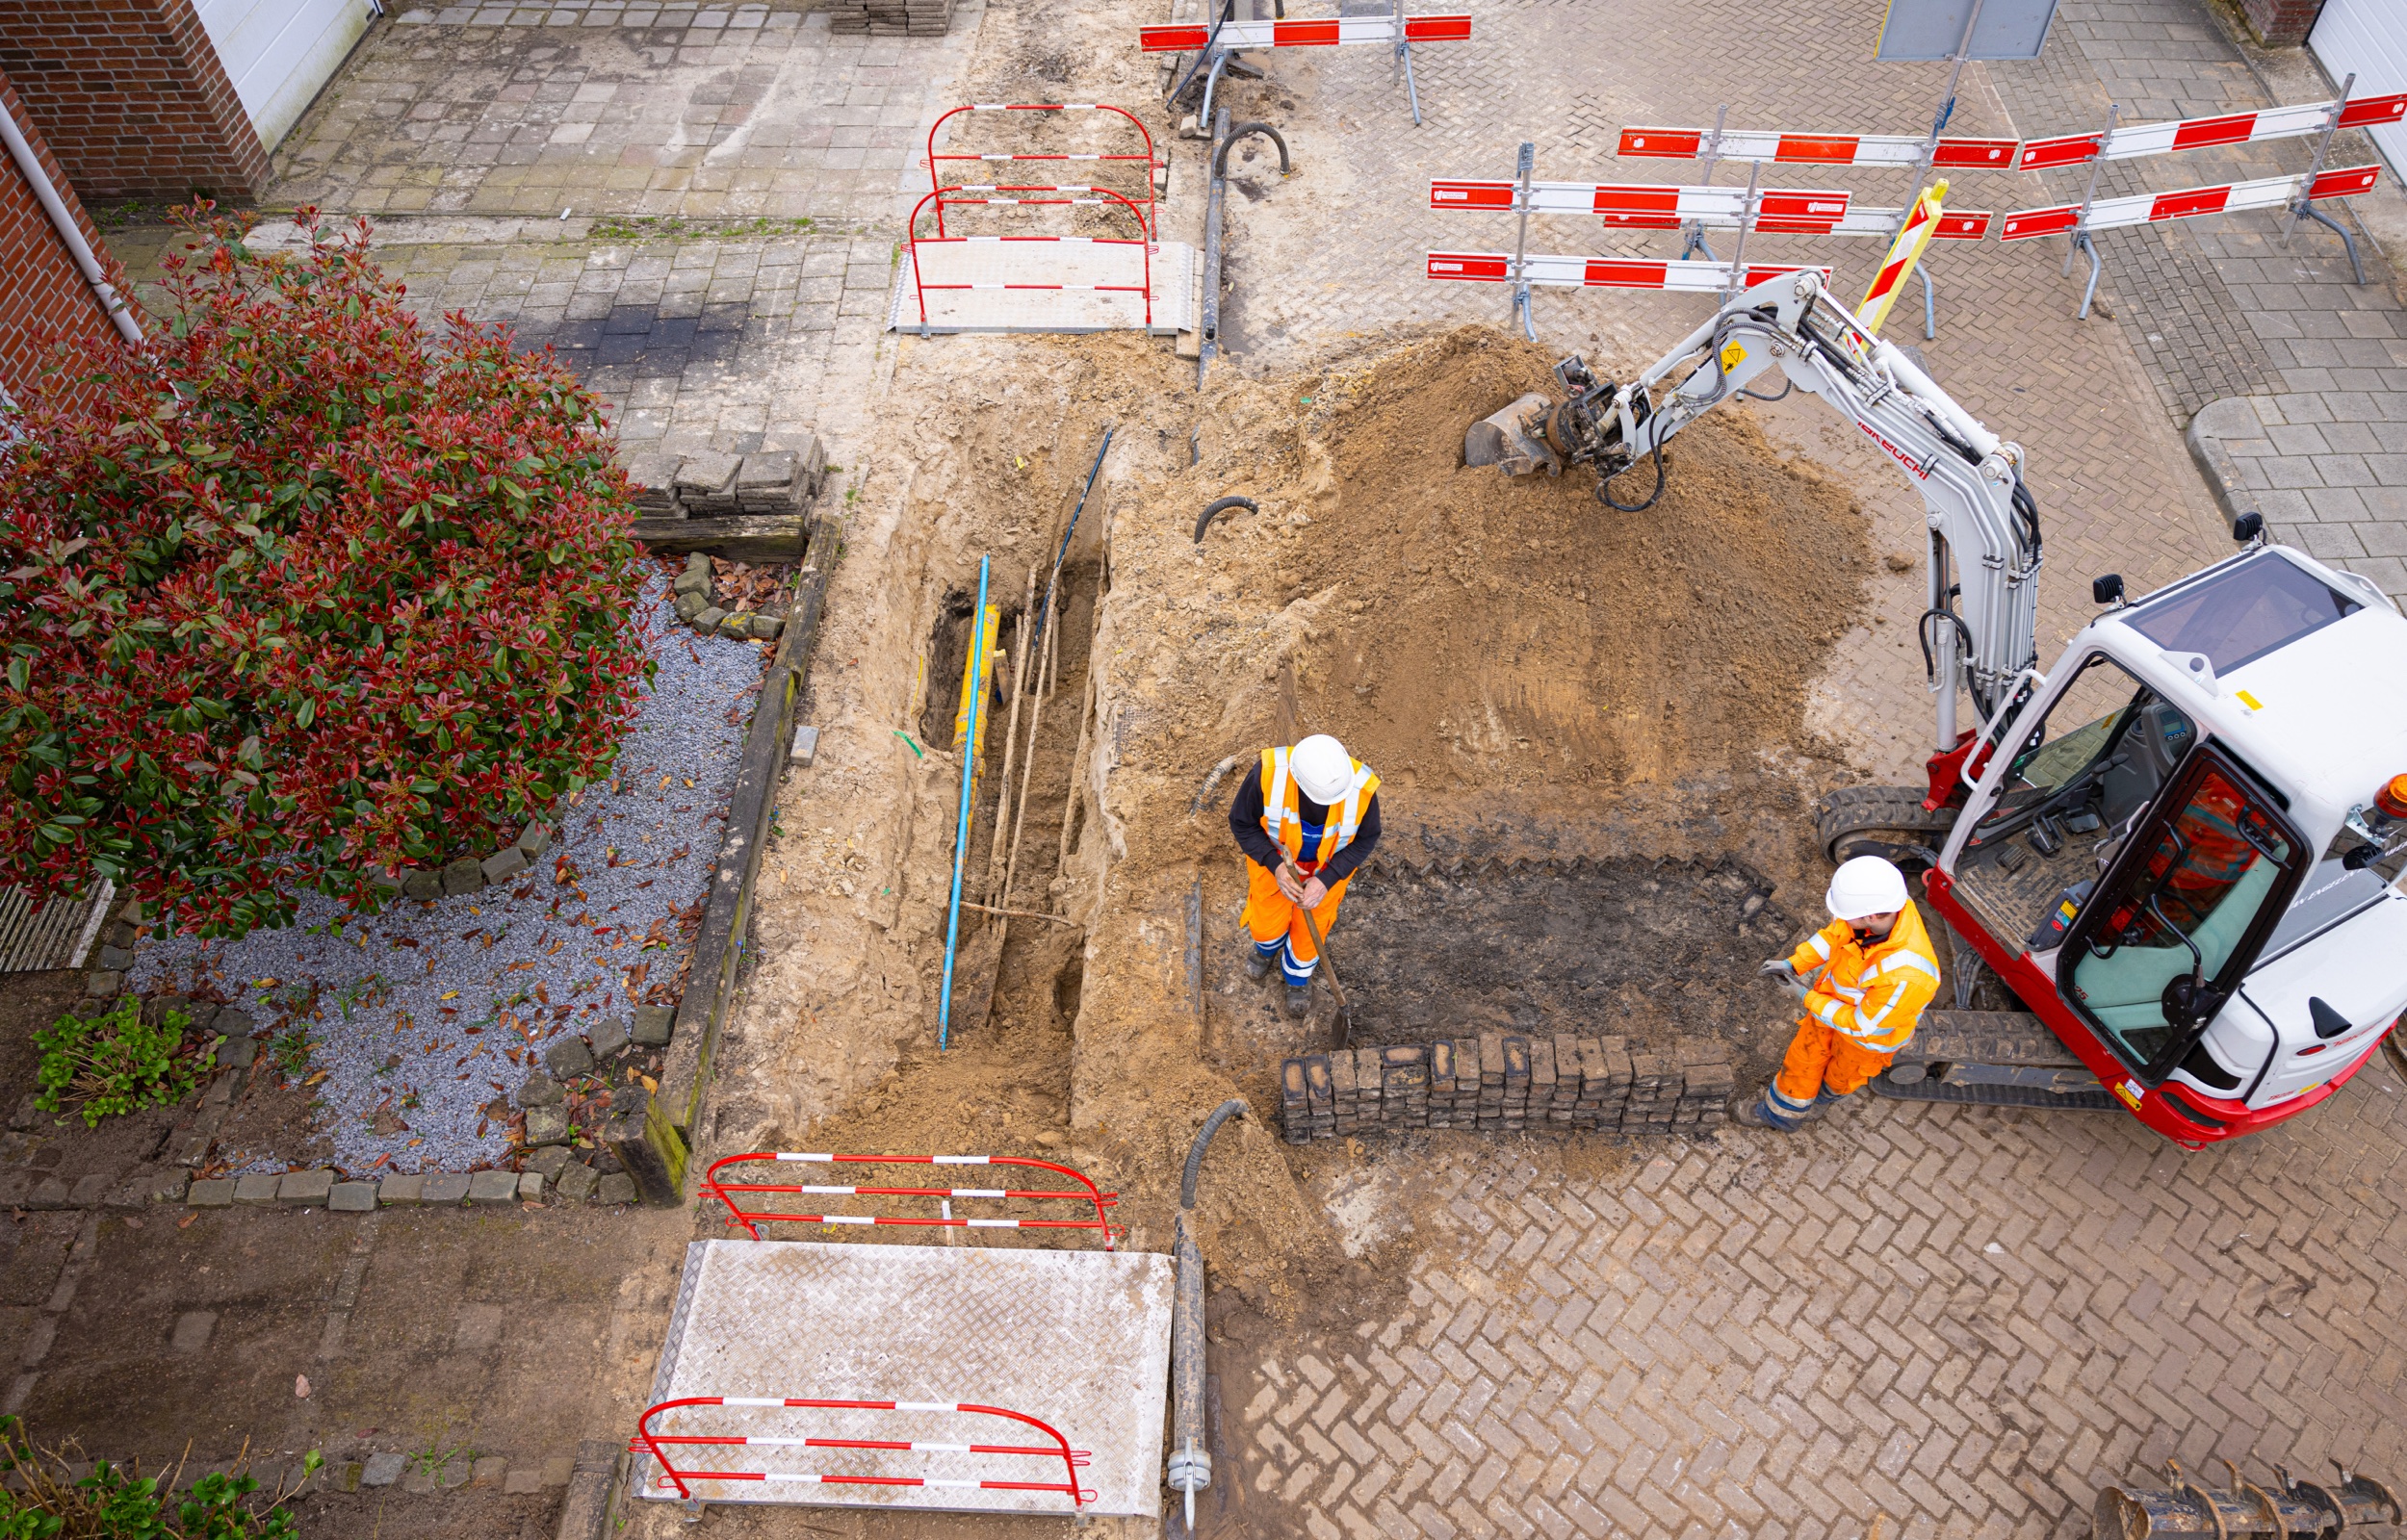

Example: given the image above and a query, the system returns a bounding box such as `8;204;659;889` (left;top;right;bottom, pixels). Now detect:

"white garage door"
2313;0;2407;178
195;0;372;154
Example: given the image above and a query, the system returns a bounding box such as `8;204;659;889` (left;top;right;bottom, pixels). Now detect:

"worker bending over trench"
1229;734;1382;1019
1746;855;1941;1130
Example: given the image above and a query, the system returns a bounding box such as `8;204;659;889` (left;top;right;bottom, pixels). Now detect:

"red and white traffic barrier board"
1427;251;1829;293
1430;178;1991;242
1432;179;1852;232
2015;92;2407;169
1140;13;1468;50
2000;165;2382;241
1616;125;2020;170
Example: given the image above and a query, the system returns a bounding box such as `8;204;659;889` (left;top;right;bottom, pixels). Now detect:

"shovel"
1281;859;1355;1051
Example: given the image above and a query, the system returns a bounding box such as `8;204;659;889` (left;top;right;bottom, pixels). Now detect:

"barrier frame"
925;103;1159;237
903;186;1156;336
701;1149;1122;1248
634;1395;1097;1509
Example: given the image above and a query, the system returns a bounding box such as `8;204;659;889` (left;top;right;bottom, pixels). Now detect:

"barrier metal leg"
2075;230;2103;320
1677;225;1718;262
1399;39;1422;126
2298;204;2367;286
1920;267;1937;341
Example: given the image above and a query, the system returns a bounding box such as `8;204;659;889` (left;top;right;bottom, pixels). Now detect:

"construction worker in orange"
1743;856;1941;1130
1228;734;1383;1020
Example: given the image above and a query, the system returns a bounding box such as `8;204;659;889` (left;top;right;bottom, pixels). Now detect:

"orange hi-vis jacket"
1784;902;1941;1054
1257;745;1380;873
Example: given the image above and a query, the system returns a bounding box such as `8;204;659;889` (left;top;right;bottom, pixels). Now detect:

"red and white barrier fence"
702;1150;1122;1246
1429;177;1995;241
925;104;1159;234
2000;164;2383;240
1140;12;1468;50
903;187;1155;334
2014;92;2407;169
1427;251;1829;293
1612;91;2407;174
634;1396;1095;1508
1618;125;2019;170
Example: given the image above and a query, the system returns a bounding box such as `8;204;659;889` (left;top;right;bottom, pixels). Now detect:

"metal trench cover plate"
639;1240;1176;1516
886;240;1197;334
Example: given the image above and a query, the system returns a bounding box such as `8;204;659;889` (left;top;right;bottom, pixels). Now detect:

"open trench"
717;321;1894;1326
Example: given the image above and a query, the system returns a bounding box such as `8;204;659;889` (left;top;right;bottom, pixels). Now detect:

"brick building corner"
0;0;270;205
0;67;138;405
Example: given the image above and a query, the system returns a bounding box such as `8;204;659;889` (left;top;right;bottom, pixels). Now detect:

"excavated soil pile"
1281;329;1872;802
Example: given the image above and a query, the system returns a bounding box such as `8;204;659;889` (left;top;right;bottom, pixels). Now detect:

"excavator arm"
1467;269;2043;766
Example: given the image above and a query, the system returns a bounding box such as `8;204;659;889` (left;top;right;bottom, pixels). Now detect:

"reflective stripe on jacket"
1784;901;1940;1053
1258;746;1381;872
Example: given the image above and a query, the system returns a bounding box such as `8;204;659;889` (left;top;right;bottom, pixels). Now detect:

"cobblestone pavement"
1219;1062;2407;1540
267;0;977;221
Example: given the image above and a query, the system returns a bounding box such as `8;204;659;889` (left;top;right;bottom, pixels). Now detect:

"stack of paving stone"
1621;1051;1680;1133
1281;1036;1735;1143
1677;1045;1734;1129
673;451;743;516
826;0;955;34
735;448;817;516
624;453;683;517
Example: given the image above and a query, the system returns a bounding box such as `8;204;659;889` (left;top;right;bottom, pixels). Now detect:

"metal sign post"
2063;102;2116;317
1510;141;1536;339
1894;0;1984;243
1391;0;1422;126
2283;71;2368;284
1723;161;1762;296
1677;105;1729;262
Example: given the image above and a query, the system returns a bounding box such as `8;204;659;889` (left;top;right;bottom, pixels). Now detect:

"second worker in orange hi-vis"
1743;855;1941;1131
1228;734;1382;1019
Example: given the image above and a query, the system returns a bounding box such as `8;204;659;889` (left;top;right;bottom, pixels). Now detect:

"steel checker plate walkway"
885;240;1197;334
636;1240;1176;1516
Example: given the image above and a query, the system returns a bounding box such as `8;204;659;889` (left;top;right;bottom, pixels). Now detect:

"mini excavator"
1467;268;2407;1147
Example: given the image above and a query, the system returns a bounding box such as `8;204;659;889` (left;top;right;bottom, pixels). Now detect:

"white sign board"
1877;0;2060;61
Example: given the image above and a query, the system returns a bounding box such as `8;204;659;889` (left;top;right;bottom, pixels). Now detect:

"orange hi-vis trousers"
1772;1018;1900;1110
1242;859;1350;987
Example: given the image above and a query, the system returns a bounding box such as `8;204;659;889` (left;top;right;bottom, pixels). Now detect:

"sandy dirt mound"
1283;330;1872;797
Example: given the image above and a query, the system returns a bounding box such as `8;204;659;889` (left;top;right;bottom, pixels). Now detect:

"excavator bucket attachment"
1464;392;1561;476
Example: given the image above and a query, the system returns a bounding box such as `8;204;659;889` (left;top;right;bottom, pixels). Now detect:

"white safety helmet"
1289;734;1356;804
1825;855;1910;921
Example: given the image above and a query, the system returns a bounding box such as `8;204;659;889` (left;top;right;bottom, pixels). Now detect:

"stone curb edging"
638;514;843;1202
2186;395;2264;530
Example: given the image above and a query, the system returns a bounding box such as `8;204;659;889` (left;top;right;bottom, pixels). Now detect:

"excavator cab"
1921;544;2407;1143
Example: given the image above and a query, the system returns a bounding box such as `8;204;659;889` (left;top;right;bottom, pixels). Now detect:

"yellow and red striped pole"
1858;177;1949;335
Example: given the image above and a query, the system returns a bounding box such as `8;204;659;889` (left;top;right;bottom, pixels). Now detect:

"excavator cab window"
1950;655;2195;959
2059;749;2306;1085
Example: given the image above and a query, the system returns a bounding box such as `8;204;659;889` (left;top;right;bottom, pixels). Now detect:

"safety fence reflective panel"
1426;252;1829;291
1138;13;1469;50
1999;165;2383;241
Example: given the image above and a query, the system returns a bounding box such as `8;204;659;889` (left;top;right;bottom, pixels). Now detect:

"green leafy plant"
268;1031;314;1082
33;998;208;1128
0;1415;317;1537
0;205;654;939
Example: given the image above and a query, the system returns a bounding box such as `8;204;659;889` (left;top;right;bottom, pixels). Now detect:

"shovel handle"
1280;859;1351;1019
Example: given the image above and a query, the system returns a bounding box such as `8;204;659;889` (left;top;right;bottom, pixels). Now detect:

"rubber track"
1815;785;1959;865
1870;1076;2116;1111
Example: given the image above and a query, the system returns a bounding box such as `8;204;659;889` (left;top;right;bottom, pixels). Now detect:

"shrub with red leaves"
0;209;652;937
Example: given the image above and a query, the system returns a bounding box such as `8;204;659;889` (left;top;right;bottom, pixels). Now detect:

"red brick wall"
0;0;270;203
0;68;135;403
2240;0;2326;48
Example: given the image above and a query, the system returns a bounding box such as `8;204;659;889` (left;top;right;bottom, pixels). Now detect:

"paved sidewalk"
1985;0;2407;606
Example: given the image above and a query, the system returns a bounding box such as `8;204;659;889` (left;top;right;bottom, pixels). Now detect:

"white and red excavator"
1466;267;2407;1147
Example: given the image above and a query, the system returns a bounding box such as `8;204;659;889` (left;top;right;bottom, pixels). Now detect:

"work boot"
1284;984;1312;1019
1737;1091;1821;1131
1244;947;1274;983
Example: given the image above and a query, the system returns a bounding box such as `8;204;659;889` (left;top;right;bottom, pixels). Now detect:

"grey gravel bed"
128;574;767;1175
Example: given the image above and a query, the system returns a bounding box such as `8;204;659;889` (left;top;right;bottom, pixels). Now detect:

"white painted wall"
2313;0;2407;179
194;0;373;154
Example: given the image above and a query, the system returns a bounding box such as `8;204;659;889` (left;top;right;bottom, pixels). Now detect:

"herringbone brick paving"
1220;1064;2407;1540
